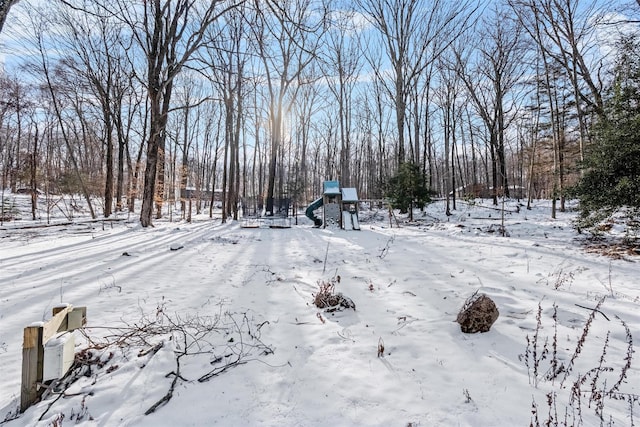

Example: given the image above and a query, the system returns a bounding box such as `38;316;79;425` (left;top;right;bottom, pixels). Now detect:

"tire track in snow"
0;219;226;274
0;219;253;406
0;220;232;343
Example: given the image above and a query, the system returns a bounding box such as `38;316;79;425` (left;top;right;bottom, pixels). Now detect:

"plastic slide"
342;211;353;230
305;197;324;227
351;213;361;230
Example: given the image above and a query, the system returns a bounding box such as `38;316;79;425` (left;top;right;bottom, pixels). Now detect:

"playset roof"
323;180;341;195
341;188;358;202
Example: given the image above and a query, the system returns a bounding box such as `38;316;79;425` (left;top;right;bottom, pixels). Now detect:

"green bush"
573;35;640;232
385;161;431;214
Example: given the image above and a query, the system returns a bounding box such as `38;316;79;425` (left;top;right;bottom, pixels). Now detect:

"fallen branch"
197;358;248;383
138;341;164;357
145;365;181;415
574;303;610;321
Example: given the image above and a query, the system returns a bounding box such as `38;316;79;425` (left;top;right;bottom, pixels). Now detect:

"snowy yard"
1;198;639;426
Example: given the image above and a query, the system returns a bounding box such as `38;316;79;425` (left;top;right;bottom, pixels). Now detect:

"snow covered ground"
1;196;638;426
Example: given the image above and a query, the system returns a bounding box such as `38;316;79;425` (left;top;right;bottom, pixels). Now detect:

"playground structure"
305;180;360;230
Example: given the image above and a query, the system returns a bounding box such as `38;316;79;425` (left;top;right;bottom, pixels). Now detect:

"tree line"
0;0;638;229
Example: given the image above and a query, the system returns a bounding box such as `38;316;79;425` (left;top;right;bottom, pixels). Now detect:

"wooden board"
21;326;43;412
20;304;86;412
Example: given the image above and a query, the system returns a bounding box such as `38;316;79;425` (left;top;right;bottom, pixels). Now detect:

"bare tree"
202;102;224;219
55;4;133;217
321;6;362;188
112;73;139;213
413;60;436;189
0;74;30;193
126;94;149;213
171;74;202;221
368;67;394;196
199;5;252;222
509;0;605;164
252;0;326;216
435;54;462;216
356;0;476;166
103;0;242;227
291;75;322;204
27;120;38;219
508;0;594;216
23;5;97;218
455;9;525;205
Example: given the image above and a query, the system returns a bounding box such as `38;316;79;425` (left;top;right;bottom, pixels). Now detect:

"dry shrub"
313;275;355;312
526;298;638;426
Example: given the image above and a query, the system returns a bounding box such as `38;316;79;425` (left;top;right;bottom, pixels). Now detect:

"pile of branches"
31;302;274;422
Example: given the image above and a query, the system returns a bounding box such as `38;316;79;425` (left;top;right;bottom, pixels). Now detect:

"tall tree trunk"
221;97;232;223
451;117;458;211
395;70;406;165
141;78;172;225
129;99;148;213
140;101;161;226
180;102;190;219
154;145;165;219
490;135;498;206
497;88;509;198
526;130;537;210
115;115;125;212
208;115;222;219
30;124;38;220
266;106;281;216
103;111;114;218
444;96;451;216
233;77;243;221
